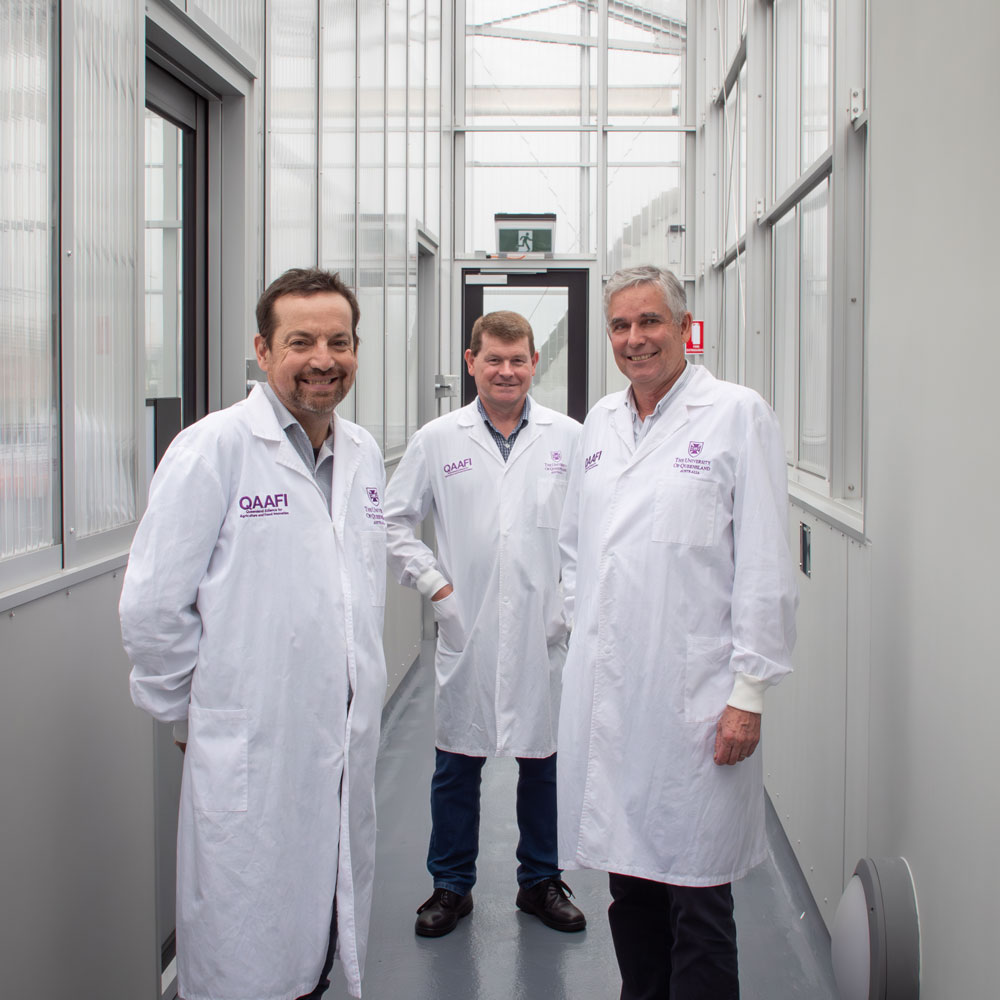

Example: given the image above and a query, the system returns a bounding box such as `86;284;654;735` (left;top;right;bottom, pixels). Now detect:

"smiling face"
607;282;691;406
254;291;358;446
464;332;538;420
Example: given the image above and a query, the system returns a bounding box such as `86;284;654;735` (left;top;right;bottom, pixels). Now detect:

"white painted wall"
863;2;1000;995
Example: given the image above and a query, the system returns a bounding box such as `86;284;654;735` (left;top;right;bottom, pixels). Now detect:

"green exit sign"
497;228;553;252
494;213;556;254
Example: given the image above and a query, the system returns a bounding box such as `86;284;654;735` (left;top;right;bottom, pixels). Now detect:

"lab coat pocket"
683;636;733;724
537;476;568;529
188;707;249;813
361;528;387;607
652;477;719;547
433;591;465;652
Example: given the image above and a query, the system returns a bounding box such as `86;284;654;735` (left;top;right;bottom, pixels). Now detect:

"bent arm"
120;446;227;726
383;433;449;597
726;405;798;713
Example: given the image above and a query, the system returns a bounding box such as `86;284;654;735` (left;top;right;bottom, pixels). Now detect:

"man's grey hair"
603;265;688;327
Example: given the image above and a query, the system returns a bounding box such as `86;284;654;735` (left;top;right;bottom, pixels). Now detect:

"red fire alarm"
686;320;704;355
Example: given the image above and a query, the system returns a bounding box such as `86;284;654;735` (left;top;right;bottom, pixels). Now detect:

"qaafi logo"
443;457;473;478
688;441;704;457
366;487;381;506
238;493;290;518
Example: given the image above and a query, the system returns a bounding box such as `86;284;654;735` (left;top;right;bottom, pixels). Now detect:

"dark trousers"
296;904;338;1000
426;748;560;895
608;873;739;1000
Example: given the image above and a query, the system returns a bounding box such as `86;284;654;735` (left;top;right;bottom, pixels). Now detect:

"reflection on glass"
144;111;184;402
481;287;570;415
1;0;59;560
799;180;829;475
607;132;683;273
466;132;596;254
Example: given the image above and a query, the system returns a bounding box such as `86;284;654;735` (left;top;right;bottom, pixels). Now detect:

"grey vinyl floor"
330;644;839;1000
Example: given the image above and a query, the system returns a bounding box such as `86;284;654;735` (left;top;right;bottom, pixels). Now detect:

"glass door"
461;269;588;421
145;59;208;463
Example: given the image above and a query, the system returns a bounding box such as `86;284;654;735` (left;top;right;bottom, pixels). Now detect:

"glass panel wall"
385;0;408;455
608;0;685;125
607;131;684;273
321;0;356;287
267;0;318;277
466;0;596;127
798;179;828;475
801;0;830;170
0;0;59;560
406;0;426;440
465;131;596;254
73;0;139;537
191;0;265;59
355;0;385;444
772;209;797;463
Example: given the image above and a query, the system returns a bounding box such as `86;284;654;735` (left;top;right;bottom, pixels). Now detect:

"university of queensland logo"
688;441;704;457
366;487;381;506
551;450;562;463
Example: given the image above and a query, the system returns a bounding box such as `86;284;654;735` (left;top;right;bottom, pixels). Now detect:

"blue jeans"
427;748;560;896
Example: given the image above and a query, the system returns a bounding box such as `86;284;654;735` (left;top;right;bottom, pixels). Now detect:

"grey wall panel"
764;506;849;928
383;576;422;700
382;460;425;699
0;569;157;1000
864;5;1000;995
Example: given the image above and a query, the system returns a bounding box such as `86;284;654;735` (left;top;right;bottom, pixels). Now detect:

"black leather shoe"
516;878;586;932
415;888;474;937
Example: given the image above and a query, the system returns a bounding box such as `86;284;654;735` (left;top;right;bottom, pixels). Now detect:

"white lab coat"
384;397;581;757
557;365;796;885
121;386;387;1000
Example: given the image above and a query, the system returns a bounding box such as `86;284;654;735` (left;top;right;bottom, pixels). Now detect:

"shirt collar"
476;395;531;435
624;362;692;420
260;381;333;445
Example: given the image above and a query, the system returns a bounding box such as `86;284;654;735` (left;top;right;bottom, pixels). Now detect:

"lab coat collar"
246;384;327;485
458;395;546;467
329;414;365;538
607;365;719;458
246;384;364;530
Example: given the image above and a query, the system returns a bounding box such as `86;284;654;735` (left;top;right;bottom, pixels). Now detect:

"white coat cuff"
416;568;450;599
727;673;767;714
173;720;189;743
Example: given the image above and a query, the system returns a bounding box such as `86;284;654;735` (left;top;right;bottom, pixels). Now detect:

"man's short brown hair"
256;268;361;350
468;310;535;357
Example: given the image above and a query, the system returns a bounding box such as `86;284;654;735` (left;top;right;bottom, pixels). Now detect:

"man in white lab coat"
120;268;387;1000
557;266;797;999
384;310;586;937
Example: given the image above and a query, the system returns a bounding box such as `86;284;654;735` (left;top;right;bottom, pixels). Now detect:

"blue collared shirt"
477;396;531;462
